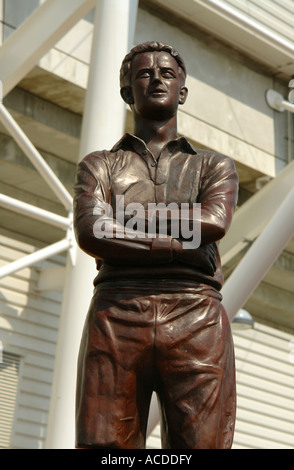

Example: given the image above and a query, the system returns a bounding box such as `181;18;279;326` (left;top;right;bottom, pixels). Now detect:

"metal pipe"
220;159;294;265
0;194;71;231
280;99;294;114
222;188;294;321
266;89;294;114
0;103;73;211
0;238;71;280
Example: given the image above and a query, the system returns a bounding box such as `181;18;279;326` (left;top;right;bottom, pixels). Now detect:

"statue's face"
129;51;187;121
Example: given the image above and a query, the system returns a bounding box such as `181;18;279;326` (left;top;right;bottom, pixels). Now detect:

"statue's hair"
120;41;186;88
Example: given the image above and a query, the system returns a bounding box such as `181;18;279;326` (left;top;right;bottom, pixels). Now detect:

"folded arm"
73;152;173;265
74;151;238;270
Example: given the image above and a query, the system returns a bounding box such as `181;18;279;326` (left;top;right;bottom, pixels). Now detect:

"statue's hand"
171;239;217;274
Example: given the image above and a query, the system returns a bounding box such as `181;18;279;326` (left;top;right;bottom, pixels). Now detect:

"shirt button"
151;163;156;167
142;150;148;155
155;171;166;184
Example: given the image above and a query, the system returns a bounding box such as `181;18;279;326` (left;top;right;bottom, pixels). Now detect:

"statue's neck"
134;116;177;159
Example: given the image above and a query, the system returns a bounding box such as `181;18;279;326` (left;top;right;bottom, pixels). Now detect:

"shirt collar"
111;133;197;155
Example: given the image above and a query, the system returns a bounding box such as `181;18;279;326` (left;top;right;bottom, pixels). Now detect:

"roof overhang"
144;0;294;79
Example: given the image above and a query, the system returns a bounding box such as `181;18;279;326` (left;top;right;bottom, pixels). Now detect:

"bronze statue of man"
73;41;238;449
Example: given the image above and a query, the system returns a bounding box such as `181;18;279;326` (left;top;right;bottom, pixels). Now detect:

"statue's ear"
120;86;134;105
179;86;188;105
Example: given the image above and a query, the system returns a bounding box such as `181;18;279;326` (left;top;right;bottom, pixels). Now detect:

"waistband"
94;278;223;300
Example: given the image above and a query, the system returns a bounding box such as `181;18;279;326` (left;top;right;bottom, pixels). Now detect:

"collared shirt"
73;133;238;290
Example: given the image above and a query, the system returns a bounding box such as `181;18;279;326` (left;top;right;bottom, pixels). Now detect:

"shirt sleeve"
149;152;238;248
73;152;173;265
197;152;239;245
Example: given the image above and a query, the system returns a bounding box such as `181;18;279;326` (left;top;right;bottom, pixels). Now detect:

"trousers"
75;279;236;449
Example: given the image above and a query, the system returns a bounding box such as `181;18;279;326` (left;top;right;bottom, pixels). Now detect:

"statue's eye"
161;69;176;78
136;70;151;79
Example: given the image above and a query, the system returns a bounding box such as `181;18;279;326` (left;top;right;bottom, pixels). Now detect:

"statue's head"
119;41;188;120
120;41;186;89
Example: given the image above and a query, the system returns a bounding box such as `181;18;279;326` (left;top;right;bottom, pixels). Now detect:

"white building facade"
0;0;293;449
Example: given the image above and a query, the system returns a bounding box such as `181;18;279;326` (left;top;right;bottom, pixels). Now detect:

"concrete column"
45;0;138;449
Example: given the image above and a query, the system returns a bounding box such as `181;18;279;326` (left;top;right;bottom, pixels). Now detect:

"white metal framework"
0;0;98;281
0;100;74;278
0;0;96;97
220;159;294;265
